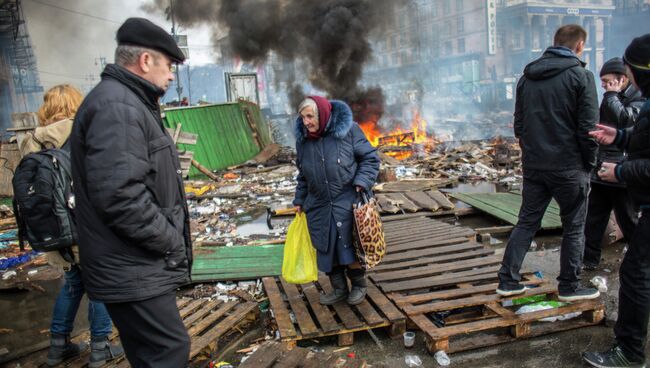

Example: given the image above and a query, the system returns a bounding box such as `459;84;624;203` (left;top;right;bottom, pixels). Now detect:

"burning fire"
358;110;435;160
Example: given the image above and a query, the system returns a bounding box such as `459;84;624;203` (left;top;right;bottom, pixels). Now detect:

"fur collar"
294;100;354;142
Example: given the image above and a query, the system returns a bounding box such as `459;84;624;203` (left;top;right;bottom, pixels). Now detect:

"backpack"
12;144;77;259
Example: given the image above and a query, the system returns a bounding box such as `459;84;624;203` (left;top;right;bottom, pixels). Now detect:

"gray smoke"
142;0;402;102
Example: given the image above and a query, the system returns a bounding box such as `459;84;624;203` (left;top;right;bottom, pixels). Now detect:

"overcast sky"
22;0;215;91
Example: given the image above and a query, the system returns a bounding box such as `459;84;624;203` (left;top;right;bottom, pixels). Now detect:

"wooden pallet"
9;297;258;367
371;217;605;353
238;341;371;368
262;276;405;348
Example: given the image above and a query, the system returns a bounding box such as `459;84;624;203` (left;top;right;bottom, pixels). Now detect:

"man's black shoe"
558;287;600;302
496;283;526;296
583;345;646;368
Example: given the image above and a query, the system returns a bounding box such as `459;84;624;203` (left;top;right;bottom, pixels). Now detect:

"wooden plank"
404;191;440;211
300;283;341;334
365;282;405;323
376;194;401;214
385;227;475;245
373;249;494;272
353;298;386;327
389;278;545;305
372;255;502;283
176;298;192;309
189;301;258;358
426;299;603;339
263;277;298;339
279;278;320;337
238;341;283;368
187;301;238;337
318;275;365;330
379;265;501;292
450;192;562;229
384;193;419;212
426;190;455;210
382;241;483;263
402;283;557;315
183;300;223;328
179;299;204;319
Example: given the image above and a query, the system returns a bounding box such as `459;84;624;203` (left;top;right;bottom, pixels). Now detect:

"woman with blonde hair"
19;84;123;367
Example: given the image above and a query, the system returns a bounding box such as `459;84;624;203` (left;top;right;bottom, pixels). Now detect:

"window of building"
497;31;505;49
457;16;464;33
444;20;452;37
456;0;463;12
445;41;453;55
458;38;465;53
444;0;451;14
392;53;398;66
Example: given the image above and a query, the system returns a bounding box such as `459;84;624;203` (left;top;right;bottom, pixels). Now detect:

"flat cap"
116;17;185;63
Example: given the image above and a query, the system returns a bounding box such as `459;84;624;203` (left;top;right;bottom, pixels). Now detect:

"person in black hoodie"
583;58;645;270
497;24;601;301
583;33;650;368
69;18;191;368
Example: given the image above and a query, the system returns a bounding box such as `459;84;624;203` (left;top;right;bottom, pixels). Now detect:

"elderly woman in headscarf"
293;96;380;305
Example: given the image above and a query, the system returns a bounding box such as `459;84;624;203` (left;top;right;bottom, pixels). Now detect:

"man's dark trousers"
614;212;650;362
583;182;638;266
105;291;190;368
498;169;590;293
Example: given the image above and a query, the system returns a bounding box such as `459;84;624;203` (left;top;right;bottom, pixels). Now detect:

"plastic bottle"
434;350;451;366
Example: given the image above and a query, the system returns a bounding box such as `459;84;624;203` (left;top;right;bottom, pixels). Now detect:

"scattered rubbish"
434;350;451;366
405;354;423;367
533;271;544;279
591;276;608;293
529;240;537;250
515;301;582;322
603;268;612;273
209;361;233;368
403;331;415;348
309;346;325;354
333;346;350;353
2;270;16;280
501;293;549;307
347;352;356;359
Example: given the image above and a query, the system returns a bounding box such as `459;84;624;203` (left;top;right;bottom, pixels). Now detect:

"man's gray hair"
114;44;162;67
298;98;318;120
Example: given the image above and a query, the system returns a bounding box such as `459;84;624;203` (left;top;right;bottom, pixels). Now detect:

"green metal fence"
163;100;272;178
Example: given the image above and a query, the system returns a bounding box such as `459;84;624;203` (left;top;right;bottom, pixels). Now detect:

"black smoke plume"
143;0;402;116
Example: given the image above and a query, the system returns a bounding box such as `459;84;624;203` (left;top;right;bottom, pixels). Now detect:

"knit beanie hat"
600;57;626;77
623;34;650;97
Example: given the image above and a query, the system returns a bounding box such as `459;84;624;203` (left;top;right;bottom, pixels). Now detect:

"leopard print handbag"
352;192;386;270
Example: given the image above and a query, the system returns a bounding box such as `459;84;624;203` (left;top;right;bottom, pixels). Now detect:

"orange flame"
358;109;435;160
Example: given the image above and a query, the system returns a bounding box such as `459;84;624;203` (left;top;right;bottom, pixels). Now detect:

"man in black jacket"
583;57;645;270
583;33;650;368
70;18;192;368
497;24;601;301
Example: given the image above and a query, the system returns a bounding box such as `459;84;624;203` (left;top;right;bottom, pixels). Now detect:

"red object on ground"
347;352;356;359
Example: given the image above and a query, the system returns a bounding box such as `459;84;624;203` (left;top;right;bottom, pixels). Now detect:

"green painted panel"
163;101;272;178
191;243;284;282
450;192;562;229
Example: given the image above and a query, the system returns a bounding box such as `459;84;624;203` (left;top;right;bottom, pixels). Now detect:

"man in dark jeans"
497;24;601;302
583;57;645;270
583;33;650;368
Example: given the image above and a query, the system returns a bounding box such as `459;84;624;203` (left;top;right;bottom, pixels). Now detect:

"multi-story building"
497;0;615;88
364;0;617;112
0;0;42;130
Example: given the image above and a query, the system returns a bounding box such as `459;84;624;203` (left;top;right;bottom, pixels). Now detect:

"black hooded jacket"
592;83;645;185
70;64;192;303
514;47;599;171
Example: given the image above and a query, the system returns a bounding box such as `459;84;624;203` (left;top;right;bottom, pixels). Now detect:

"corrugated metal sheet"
163;100;272;177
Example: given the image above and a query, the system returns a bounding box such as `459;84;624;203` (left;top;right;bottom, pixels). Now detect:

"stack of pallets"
370;216;605;354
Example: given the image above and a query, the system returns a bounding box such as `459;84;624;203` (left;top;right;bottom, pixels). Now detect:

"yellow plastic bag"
282;213;318;284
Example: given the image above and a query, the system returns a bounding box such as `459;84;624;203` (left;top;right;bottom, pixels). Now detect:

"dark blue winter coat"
293;100;380;264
